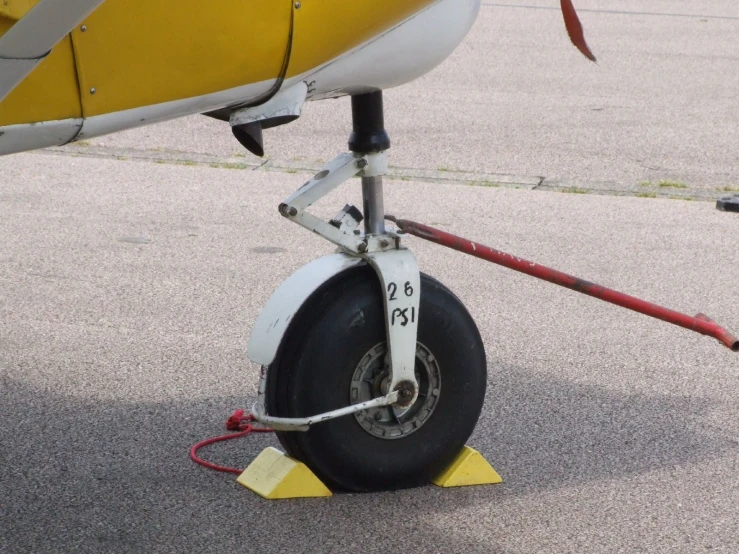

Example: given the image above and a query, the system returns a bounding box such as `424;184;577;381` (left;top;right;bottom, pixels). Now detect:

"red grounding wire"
190;410;274;474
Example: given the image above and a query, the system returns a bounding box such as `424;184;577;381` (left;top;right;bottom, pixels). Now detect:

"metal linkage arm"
253;392;401;432
253;365;401;431
278;153;367;253
278;151;399;255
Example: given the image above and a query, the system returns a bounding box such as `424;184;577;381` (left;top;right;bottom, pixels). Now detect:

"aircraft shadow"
1;368;734;553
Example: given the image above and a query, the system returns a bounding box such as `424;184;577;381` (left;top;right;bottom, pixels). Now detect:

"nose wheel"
265;266;487;492
246;91;489;493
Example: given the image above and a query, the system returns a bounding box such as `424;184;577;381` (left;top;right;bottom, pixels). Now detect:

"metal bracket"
278;152;399;254
363;249;421;407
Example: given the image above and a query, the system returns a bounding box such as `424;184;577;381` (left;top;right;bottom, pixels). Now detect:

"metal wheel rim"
349;342;441;440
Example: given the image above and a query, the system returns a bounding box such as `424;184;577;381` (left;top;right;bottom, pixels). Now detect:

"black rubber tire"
265;265;487;492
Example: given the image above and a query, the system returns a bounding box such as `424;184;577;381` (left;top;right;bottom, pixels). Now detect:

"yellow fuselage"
0;0;481;153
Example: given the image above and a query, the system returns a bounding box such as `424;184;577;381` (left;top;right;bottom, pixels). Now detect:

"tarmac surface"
2;2;738;553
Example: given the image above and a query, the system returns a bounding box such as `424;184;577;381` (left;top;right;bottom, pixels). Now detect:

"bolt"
80;25;87;32
357;242;367;253
356;158;368;169
294;1;301;8
89;88;96;95
380;239;389;248
288;207;298;217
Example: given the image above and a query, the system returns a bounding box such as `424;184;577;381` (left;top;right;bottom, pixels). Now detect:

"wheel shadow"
470;363;736;495
1;370;734;554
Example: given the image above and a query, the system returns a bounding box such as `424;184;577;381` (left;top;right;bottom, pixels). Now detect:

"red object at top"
561;0;597;62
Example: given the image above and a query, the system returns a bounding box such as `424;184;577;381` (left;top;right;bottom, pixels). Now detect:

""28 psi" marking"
387;281;414;301
387;281;416;326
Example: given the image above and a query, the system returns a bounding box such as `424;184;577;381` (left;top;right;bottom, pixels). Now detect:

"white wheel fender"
247;253;364;366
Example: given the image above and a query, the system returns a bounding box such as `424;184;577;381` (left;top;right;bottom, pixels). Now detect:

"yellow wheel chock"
238;446;501;499
237;447;332;500
431;446;503;488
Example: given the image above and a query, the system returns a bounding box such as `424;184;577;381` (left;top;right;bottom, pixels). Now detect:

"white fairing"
248;253;364;366
230;81;308;127
0;119;82;154
301;0;482;99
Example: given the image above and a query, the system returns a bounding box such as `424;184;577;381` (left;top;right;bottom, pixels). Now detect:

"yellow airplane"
0;0;593;156
7;0;736;499
4;1;623;495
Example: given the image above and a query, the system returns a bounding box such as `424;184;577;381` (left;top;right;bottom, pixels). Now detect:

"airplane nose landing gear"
247;91;490;492
246;90;736;495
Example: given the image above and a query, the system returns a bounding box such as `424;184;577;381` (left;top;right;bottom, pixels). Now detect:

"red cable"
190;410;274;474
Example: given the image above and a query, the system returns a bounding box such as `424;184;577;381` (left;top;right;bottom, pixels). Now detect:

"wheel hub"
350;342;441;439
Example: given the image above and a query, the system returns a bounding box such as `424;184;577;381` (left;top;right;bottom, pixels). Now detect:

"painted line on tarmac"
39;144;725;202
482;3;739;21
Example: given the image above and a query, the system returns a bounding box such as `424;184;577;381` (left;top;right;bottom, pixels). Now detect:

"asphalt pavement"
2;2;738;553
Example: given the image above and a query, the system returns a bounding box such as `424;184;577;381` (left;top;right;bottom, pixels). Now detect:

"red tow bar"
389;217;738;352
